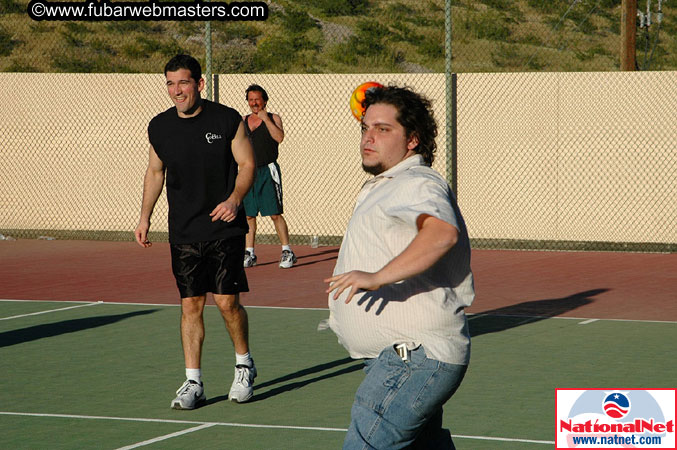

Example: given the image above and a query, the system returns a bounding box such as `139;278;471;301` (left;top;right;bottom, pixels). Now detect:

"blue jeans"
343;345;467;450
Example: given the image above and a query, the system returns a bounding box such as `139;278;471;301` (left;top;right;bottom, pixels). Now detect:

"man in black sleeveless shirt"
134;55;258;409
241;84;297;269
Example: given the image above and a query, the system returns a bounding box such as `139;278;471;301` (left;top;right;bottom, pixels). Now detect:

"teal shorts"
243;162;284;217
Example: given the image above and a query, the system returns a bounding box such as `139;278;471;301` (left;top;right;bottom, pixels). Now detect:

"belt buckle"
395;343;409;361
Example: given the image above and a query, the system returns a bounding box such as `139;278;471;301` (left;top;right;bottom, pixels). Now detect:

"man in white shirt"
326;85;475;449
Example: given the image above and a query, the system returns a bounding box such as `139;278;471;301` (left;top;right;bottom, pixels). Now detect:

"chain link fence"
451;0;677;72
1;0;675;252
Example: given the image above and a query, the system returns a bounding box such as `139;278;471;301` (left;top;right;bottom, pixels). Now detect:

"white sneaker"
279;250;297;269
244;251;257;268
228;362;257;403
171;380;205;410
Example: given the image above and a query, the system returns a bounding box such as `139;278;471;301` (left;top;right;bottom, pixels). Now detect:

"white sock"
246;247;255;256
186;368;202;384
282;245;291;252
235;352;252;367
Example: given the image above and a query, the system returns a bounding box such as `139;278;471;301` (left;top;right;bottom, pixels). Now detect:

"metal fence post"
205;20;213;100
445;0;457;195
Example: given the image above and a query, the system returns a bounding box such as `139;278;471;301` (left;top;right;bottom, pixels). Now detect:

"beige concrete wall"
457;71;676;244
2;73;169;233
1;72;674;244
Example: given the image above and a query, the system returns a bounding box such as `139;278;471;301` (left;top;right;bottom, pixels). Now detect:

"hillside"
1;0;675;73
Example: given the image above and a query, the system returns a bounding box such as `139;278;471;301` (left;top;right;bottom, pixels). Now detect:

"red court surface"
1;240;675;321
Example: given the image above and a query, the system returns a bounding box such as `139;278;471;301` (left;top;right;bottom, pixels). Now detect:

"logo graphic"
556;389;676;449
603;392;631;419
205;132;222;144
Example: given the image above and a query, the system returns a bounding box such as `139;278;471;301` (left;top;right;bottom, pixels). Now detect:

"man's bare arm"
134;145;165;247
257;110;284;143
210;122;256;222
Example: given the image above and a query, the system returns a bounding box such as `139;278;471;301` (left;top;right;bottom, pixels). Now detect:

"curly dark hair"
245;84;269;102
362;85;438;166
164;54;202;83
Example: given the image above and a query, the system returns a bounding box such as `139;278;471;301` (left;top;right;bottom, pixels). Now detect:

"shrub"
526;0;569;15
138;36;163;54
0;26;17;57
90;38;116;56
106;22;162;34
216;46;257;73
384;2;414;21
51;52;96;72
491;43;523;68
460;10;511;41
575;44;611;61
121;43;145;59
293;0;368;16
158;40;187;57
328;43;358;65
0;0;23;14
60;31;84;48
344;35;384;57
251;36;307;72
281;8;318;34
515;33;544;46
482;0;518;12
418;37;444;58
63;22;90;35
217;22;261;42
355;19;389;42
4;59;39;72
391;21;423;43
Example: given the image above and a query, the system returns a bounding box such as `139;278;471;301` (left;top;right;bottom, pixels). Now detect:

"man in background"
242;84;296;269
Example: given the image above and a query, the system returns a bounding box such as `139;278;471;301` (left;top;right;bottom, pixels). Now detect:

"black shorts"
170;236;249;298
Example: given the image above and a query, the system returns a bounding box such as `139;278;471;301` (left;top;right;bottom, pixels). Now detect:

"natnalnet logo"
604;392;631;419
556;389;676;449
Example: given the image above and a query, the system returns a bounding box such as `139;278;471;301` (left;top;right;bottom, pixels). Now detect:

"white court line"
454;434;554;445
0;299;326;311
0;301;102;321
2;299;676;324
467;312;677;325
0;298;96;303
0;411;346;432
578;318;599;325
116;423;217;450
0;411;554;446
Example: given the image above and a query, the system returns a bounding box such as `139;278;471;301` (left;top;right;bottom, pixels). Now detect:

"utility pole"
620;0;637;70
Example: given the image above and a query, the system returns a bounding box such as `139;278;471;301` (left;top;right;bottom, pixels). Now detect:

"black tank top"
244;113;279;167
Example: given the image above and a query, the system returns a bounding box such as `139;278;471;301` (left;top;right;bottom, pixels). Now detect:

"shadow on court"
469;289;609;337
205;356;362;405
0;309;159;348
253;248;339;269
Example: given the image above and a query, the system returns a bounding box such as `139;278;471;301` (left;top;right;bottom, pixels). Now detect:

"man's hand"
210;198;239;222
325;270;383;304
134;220;152;248
256;108;269;121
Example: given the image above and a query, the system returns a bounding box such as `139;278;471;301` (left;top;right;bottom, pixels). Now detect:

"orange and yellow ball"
350;81;384;121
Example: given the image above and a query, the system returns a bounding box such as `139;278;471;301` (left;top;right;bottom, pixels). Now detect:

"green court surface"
1;300;675;449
